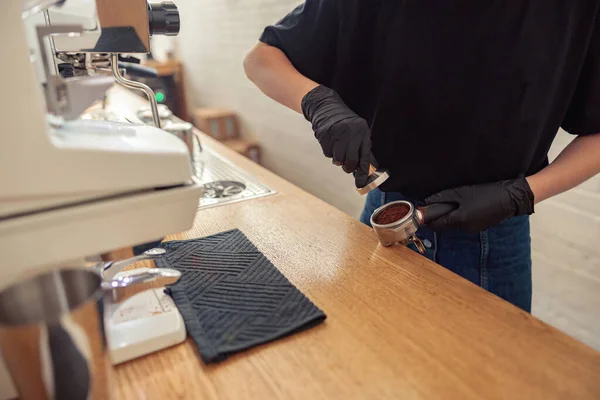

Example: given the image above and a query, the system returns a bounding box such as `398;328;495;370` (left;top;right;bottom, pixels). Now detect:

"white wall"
531;130;600;350
172;0;365;217
170;0;600;350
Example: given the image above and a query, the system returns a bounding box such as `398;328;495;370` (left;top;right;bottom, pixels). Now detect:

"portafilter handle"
417;203;457;225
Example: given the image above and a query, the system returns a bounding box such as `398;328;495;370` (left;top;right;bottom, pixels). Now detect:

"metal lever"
99;248;166;281
111;54;162;128
102;268;181;289
102;268;181;304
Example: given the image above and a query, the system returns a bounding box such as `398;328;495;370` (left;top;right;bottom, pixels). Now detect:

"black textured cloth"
260;1;600;199
157;229;326;363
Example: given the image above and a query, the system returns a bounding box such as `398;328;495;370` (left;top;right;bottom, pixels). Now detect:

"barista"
244;0;600;312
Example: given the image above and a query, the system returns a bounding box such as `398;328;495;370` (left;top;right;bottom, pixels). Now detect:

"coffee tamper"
357;164;390;195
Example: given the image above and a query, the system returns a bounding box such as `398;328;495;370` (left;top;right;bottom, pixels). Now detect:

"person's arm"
244;1;375;188
426;16;600;233
526;132;600;203
245;43;372;186
423;134;600;233
532;13;600;203
244;43;318;114
245;0;338;113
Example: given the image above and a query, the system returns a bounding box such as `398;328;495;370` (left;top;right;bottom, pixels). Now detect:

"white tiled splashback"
168;1;600;350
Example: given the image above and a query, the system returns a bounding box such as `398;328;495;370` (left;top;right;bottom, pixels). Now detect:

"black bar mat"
157;229;326;363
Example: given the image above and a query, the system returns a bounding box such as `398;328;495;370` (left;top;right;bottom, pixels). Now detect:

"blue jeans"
360;189;532;312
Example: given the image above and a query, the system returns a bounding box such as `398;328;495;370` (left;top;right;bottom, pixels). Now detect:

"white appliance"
105;268;187;365
0;1;200;397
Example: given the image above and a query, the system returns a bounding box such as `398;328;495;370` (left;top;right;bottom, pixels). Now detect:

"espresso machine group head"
39;0;181;126
1;0;203;386
1;0;202;299
48;0;180;54
0;2;202;396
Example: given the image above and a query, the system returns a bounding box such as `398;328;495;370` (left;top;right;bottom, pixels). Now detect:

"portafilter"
370;201;456;253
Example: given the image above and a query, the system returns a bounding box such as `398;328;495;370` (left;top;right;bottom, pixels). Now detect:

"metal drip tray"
85;106;275;209
192;142;275;209
202;181;246;198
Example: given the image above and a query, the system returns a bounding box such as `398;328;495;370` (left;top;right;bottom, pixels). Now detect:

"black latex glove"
301;85;372;188
424;177;535;233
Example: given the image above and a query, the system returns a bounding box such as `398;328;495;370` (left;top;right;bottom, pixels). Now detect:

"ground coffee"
374;204;410;225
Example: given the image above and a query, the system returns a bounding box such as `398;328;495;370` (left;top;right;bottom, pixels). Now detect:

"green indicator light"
155;92;165;102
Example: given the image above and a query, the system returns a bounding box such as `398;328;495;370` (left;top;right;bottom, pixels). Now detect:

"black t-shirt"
260;0;600;198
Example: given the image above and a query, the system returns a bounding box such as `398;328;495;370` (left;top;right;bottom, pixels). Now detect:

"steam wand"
110;54;161;128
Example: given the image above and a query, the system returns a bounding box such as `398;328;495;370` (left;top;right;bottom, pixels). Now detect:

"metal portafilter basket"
370;201;456;253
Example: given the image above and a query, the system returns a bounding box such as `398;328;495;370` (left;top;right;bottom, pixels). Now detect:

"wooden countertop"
110;91;600;400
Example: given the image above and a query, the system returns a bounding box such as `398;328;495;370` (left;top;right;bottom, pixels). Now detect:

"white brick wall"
170;0;366;218
169;1;600;349
531;130;600;350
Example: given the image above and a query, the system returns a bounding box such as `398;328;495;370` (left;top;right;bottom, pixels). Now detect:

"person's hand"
301;85;372;188
424;177;535;233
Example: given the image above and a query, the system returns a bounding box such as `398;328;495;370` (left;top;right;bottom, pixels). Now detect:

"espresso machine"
0;1;200;397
